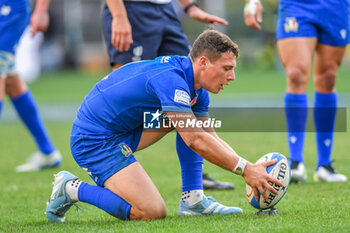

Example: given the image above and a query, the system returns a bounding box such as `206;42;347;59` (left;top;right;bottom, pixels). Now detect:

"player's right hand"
244;0;263;30
30;11;50;36
242;159;283;202
111;16;133;52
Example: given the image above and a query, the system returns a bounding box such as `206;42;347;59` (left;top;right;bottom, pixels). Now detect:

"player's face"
202;52;236;94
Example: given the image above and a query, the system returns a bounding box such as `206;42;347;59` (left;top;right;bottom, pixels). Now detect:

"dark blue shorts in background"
102;2;190;66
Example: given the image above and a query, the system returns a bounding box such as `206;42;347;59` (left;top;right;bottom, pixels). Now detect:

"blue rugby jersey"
73;56;209;152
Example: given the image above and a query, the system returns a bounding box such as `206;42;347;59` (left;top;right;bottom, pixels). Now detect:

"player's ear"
198;56;208;71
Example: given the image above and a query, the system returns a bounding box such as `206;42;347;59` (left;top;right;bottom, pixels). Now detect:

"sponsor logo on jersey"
120;143;132;157
160;56;171;63
284;17;298;33
174;89;191;105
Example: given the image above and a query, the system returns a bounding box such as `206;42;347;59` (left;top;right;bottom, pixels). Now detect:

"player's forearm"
177;0;199;13
177;0;194;8
206;130;238;155
33;0;50;13
216;136;238;155
106;0;128;18
186;131;248;173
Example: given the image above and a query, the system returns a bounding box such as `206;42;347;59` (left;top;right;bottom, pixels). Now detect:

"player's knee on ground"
314;69;337;93
286;66;309;92
130;200;167;220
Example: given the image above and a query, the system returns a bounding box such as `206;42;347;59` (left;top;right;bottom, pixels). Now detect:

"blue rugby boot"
45;171;78;222
179;195;243;216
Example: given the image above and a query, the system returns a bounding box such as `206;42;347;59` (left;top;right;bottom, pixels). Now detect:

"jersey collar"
181;56;195;95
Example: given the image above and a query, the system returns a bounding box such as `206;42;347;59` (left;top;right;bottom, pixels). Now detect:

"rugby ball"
246;152;290;210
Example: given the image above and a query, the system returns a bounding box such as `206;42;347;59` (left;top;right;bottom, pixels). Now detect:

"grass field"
1;67;350;232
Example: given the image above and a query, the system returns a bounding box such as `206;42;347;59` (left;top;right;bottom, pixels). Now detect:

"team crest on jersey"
174;89;191;105
284;17;298;33
119;143;132;157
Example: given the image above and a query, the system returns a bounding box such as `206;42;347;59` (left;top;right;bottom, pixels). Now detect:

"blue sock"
11;90;55;154
0;100;3;117
176;133;203;191
314;92;337;168
78;182;131;220
284;93;308;163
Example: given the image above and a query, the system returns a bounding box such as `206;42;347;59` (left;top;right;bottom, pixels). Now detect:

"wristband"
244;0;260;15
232;157;247;176
184;2;199;14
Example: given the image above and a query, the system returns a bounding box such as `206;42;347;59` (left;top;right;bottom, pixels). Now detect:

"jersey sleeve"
146;69;193;113
192;89;210;117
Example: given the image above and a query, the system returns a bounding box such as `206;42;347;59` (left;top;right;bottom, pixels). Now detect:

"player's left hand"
30;11;50;36
244;0;263;30
187;6;228;26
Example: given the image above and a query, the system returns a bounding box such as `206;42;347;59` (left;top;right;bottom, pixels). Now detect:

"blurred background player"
0;0;62;172
102;0;234;190
244;0;348;183
45;30;283;222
